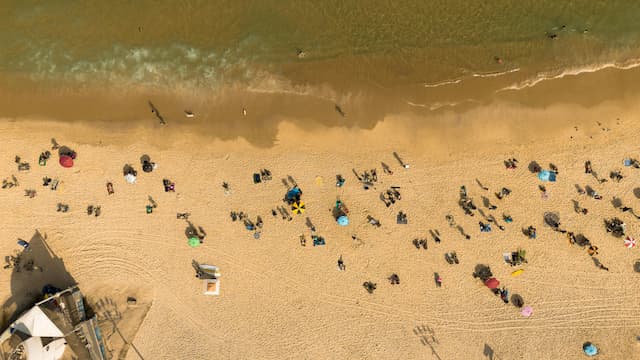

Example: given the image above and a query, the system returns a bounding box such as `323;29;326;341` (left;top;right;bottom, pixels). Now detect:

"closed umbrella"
59;155;73;168
484;278;500;289
337;215;349;226
625;236;636;249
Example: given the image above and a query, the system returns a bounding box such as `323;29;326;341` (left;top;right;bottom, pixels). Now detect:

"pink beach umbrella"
521;306;533;317
624;236;636;249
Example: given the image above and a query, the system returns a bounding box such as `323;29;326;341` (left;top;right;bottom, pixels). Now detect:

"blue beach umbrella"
337;215;349;226
583;342;598;357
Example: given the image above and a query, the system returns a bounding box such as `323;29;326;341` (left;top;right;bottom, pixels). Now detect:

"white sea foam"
423;79;462;88
497;59;640;92
471;67;520;78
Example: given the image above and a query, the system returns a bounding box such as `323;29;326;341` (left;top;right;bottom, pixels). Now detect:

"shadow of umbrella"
528;161;541;173
57;146;74;157
472;264;493;282
634;260;640;273
1;230;77;328
543;212;560;227
511;294;524;308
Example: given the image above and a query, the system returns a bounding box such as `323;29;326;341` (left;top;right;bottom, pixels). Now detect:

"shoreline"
2;57;640;150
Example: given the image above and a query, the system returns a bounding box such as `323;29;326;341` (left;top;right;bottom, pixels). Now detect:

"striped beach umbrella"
624;236;636;249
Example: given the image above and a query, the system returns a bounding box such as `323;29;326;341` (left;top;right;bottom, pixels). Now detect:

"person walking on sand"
337;255;345;271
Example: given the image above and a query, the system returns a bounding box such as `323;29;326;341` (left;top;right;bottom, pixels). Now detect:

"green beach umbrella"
188;237;201;248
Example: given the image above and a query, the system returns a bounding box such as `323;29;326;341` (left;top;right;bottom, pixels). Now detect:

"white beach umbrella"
624;236;636;249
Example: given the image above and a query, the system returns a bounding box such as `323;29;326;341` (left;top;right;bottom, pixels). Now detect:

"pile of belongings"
163;178;175;192
312;235;325;246
253;169;272;183
458;185;477;216
605;217;625;237
504;249;527;266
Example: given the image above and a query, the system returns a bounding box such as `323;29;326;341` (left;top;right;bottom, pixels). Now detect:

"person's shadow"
483;343;494;359
483;343;501;359
1;230;77;328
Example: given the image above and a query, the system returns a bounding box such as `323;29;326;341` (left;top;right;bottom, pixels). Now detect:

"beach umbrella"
625;236;636;249
292;201;305;214
520;306;533;317
188;237;201;248
484;277;500;289
337;215;349;226
59;155;73;168
142;162;153;173
124;173;136;184
583;343;598;357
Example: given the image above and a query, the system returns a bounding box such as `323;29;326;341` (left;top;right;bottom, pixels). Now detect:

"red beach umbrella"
484;278;500;289
59;155;74;168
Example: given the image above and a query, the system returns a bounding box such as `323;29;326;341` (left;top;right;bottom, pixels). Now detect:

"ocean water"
2;1;640;125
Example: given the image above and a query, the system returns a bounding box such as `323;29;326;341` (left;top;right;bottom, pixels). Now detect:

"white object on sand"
242;108;247;116
184;111;195;118
124;173;136;184
404;164;410;169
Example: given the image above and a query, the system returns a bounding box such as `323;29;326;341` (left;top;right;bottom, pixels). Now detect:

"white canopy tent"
22;337;67;360
12;307;64;338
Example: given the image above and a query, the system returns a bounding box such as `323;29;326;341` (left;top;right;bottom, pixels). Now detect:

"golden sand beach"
1;82;640;360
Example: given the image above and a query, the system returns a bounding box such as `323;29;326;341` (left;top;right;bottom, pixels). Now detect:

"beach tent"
537;170;556;182
484;278;500;289
292;201;305;214
12;306;64;338
59;155;73;168
197;264;221;279
22;337;67;360
583;343;598;356
124;173;136;184
188;237;201;248
337;215;349;226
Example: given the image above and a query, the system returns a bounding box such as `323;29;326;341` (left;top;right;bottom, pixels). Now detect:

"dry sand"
0;94;640;360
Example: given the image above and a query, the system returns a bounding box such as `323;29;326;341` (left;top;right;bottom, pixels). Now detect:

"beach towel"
537;170;556;182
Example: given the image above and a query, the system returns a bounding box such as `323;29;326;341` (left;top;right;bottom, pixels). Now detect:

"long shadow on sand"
1;230;76;327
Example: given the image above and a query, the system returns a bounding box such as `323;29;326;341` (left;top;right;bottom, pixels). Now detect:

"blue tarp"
538;170;557;182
